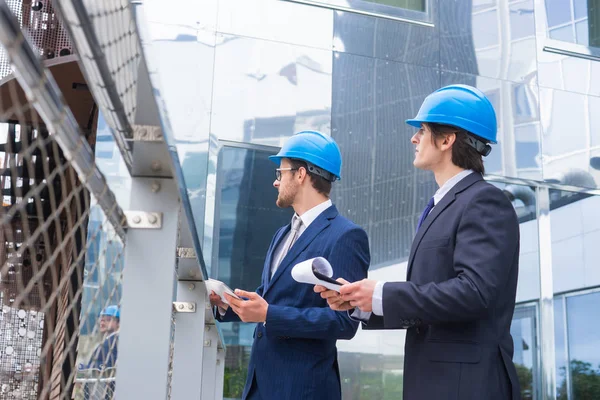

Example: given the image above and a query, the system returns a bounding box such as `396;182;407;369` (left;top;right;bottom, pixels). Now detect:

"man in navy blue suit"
317;85;521;400
210;130;370;400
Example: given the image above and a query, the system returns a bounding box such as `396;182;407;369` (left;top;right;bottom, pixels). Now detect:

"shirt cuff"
348;308;371;322
372;281;385;316
217;306;227;317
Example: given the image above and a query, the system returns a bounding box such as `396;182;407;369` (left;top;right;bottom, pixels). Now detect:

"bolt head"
188;284;195;291
178;304;184;310
148;214;158;224
132;215;141;224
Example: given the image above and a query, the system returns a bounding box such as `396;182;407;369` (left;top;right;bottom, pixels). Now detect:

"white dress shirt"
353;170;475;320
270;199;333;277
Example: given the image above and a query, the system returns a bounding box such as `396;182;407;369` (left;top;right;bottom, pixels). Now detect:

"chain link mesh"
0;28;124;400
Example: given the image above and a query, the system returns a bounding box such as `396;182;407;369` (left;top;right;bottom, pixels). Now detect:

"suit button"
257;332;263;338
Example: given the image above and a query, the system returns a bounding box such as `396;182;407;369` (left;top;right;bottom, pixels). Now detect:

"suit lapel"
264;205;338;296
406;173;483;280
263;225;290;289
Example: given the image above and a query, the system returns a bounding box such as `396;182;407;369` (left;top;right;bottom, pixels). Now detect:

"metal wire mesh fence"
0;74;126;400
0;1;127;397
0;0;74;80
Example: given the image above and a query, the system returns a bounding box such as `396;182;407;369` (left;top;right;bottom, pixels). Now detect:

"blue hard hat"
406;84;498;144
100;305;120;319
269;130;342;181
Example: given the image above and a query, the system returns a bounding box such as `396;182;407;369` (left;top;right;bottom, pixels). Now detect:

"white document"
291;257;343;293
205;279;241;305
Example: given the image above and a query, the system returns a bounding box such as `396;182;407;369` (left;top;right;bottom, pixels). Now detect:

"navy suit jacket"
218;205;370;400
365;173;521;400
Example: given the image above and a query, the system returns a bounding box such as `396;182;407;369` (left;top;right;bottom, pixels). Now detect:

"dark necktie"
416;197;435;231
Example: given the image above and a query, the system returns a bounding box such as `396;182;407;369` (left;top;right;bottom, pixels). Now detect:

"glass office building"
136;0;600;398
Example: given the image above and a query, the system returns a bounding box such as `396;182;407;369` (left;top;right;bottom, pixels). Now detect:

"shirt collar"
433;170;475;205
295;199;332;229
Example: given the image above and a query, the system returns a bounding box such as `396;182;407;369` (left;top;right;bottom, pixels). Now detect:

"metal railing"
0;0;223;399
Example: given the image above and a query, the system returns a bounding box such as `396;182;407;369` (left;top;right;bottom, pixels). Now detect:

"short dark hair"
426;122;485;174
289;159;332;196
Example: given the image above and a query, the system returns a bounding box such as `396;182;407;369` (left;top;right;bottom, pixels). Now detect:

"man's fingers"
224;293;243;307
235;289;255;299
314;285;327;293
319;290;339;299
339;281;359;296
336;277;350;285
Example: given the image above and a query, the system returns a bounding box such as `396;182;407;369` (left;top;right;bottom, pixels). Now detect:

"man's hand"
339;279;377;312
209;291;228;310
314;278;354;311
224;290;269;323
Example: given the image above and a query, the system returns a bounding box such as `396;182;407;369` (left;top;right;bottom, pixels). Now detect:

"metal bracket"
173;302;196;313
125;211;163;229
177;247;196;259
132;124;163;141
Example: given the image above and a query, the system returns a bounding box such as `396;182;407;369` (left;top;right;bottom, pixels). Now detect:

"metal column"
115;178;179;399
537;186;557;400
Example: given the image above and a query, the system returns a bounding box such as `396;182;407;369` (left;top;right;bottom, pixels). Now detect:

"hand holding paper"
291;257;344;292
205;279;241;306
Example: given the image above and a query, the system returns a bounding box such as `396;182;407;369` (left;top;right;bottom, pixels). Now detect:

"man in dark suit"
210;130;370;400
317;85;521;400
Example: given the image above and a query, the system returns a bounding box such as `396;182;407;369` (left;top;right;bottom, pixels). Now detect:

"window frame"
282;0;434;27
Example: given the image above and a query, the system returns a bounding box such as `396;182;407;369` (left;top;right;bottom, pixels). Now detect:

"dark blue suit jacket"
365;173;521;400
218;205;370;400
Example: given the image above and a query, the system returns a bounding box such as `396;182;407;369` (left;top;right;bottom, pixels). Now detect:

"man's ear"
442;132;457;150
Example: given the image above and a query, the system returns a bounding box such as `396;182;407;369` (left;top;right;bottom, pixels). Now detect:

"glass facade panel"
213;145;292;398
511;304;541;400
554;291;600;400
545;0;600;48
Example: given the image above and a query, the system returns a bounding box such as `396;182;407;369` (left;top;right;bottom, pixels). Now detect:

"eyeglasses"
275;168;298;181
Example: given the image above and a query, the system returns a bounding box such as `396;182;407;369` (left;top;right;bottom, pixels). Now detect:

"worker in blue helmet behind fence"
317;85;522;400
80;305;120;400
209;130;370;400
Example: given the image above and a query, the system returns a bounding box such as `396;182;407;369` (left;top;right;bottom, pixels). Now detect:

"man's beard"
276;184;296;208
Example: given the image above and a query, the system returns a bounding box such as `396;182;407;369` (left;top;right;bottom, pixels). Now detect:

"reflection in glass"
511;305;540;400
366;0;425;11
554;291;600;400
550;190;600;294
214;145;292;399
545;0;600;48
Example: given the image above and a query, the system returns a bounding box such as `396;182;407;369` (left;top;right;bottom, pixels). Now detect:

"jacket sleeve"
264;227;370;340
381;187;519;328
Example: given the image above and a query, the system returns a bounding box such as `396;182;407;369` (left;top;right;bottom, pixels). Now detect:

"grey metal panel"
134;0;217;277
217;0;334;50
440;0;537;84
333;8;439;69
538;87;600;189
210;34;333;145
330;51;439;268
441;71;543;182
170;282;208;399
115;178;179;399
201;323;220;399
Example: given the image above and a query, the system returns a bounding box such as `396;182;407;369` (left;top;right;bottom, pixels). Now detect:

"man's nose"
273;180;279;188
411;133;419;144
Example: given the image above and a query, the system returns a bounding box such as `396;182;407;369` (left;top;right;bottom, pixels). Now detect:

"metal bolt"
204;340;211;347
187;303;194;310
140;128;147;137
151;161;162;172
188;283;195;291
132;215;141;224
178;304;184;310
151;181;161;193
148;214;158;224
205;326;211;332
